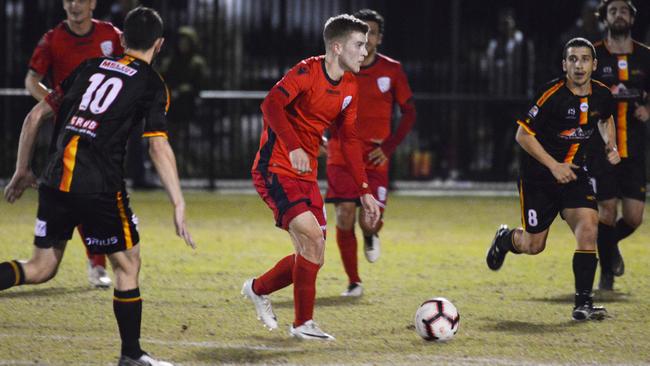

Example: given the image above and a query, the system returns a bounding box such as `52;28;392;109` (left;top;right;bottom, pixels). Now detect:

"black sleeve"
142;74;170;138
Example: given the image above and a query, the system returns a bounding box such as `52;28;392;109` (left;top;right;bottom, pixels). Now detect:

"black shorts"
593;157;646;202
34;185;140;254
518;174;598;234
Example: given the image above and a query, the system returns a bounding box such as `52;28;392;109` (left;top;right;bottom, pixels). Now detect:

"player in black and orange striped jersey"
244;14;380;341
591;0;650;291
2;8;193;365
27;0;125;289
486;38;620;321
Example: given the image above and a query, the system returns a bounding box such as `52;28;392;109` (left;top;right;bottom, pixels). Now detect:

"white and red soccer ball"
414;297;460;341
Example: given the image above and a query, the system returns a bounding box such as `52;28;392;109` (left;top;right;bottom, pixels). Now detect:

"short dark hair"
123;7;163;51
323;14;369;44
563;37;597;59
596;0;637;22
353;9;385;34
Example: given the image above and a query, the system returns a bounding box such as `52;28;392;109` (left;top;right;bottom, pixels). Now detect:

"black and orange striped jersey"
41;54;170;193
593;40;650;159
517;77;614;182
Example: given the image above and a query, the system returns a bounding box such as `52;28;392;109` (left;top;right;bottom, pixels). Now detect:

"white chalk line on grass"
1;334;647;366
0;332;302;352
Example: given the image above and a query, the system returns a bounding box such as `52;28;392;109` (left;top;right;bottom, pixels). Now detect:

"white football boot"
117;353;173;366
363;234;380;263
88;262;112;288
241;278;278;330
289;320;335;341
341;282;363;297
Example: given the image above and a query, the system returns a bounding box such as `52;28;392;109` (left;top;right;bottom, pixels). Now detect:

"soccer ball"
414;297;460;341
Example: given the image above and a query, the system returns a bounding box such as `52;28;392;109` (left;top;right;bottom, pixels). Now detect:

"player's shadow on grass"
194;346;306;363
528;291;631;304
0;286;94;299
482;319;583;334
273;295;364;309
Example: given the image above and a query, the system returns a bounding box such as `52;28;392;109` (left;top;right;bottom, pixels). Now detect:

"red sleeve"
112;26;125;55
338;87;371;195
29;30;54;76
382;65;416;155
260;62;313;151
382;99;416;155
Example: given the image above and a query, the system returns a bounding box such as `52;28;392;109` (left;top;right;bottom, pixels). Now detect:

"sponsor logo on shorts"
586;195;596;201
85;236;119;246
34;219;47;237
527;105;539;118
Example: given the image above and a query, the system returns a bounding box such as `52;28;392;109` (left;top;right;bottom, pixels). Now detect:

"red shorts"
325;164;388;211
252;170;326;231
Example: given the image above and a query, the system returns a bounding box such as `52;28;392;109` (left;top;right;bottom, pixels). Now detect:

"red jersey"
29;19;123;87
327;53;415;172
253;56;369;193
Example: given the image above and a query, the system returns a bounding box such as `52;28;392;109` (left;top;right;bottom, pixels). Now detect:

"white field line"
0;334;646;366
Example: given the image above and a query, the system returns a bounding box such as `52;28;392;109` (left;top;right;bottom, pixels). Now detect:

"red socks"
87;252;106;268
253;254;295;295
336;227;361;284
293;254;320;326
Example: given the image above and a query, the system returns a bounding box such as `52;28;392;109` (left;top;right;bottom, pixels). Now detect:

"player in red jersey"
243;14;380;340
26;0;123;289
325;9;416;297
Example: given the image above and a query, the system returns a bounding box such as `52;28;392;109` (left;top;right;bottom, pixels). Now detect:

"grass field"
0;190;649;365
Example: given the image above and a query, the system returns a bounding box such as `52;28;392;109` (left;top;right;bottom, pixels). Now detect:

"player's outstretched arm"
148;136;196;249
515;126;577;184
598;116;620;165
24;70;49;102
4;99;53;203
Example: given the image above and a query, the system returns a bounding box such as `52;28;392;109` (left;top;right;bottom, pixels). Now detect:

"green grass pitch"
0;190;649;365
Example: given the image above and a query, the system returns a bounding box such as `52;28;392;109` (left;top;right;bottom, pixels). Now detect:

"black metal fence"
2;0;649;183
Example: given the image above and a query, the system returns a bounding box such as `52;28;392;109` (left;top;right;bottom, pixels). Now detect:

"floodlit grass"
0;190;649;365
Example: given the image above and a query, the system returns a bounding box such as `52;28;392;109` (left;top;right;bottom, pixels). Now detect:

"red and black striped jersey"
593;40;650;159
41;55;170;193
517;77;614;182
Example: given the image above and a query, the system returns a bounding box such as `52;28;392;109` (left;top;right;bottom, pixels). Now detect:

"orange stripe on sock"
59;136;80;192
113;296;142;302
9;261;21;286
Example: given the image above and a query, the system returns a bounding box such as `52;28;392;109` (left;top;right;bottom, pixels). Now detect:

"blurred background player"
2;7;194;365
486;38;620;320
325;9;416;297
242;14;380;340
591;0;650;291
26;0;123;288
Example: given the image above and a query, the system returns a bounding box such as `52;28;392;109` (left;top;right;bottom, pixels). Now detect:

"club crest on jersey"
580;102;589;112
567;108;576;116
617;60;628;70
342;95;352;110
527;105;539;118
100;41;114;56
377;77;391;93
603;66;613;75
